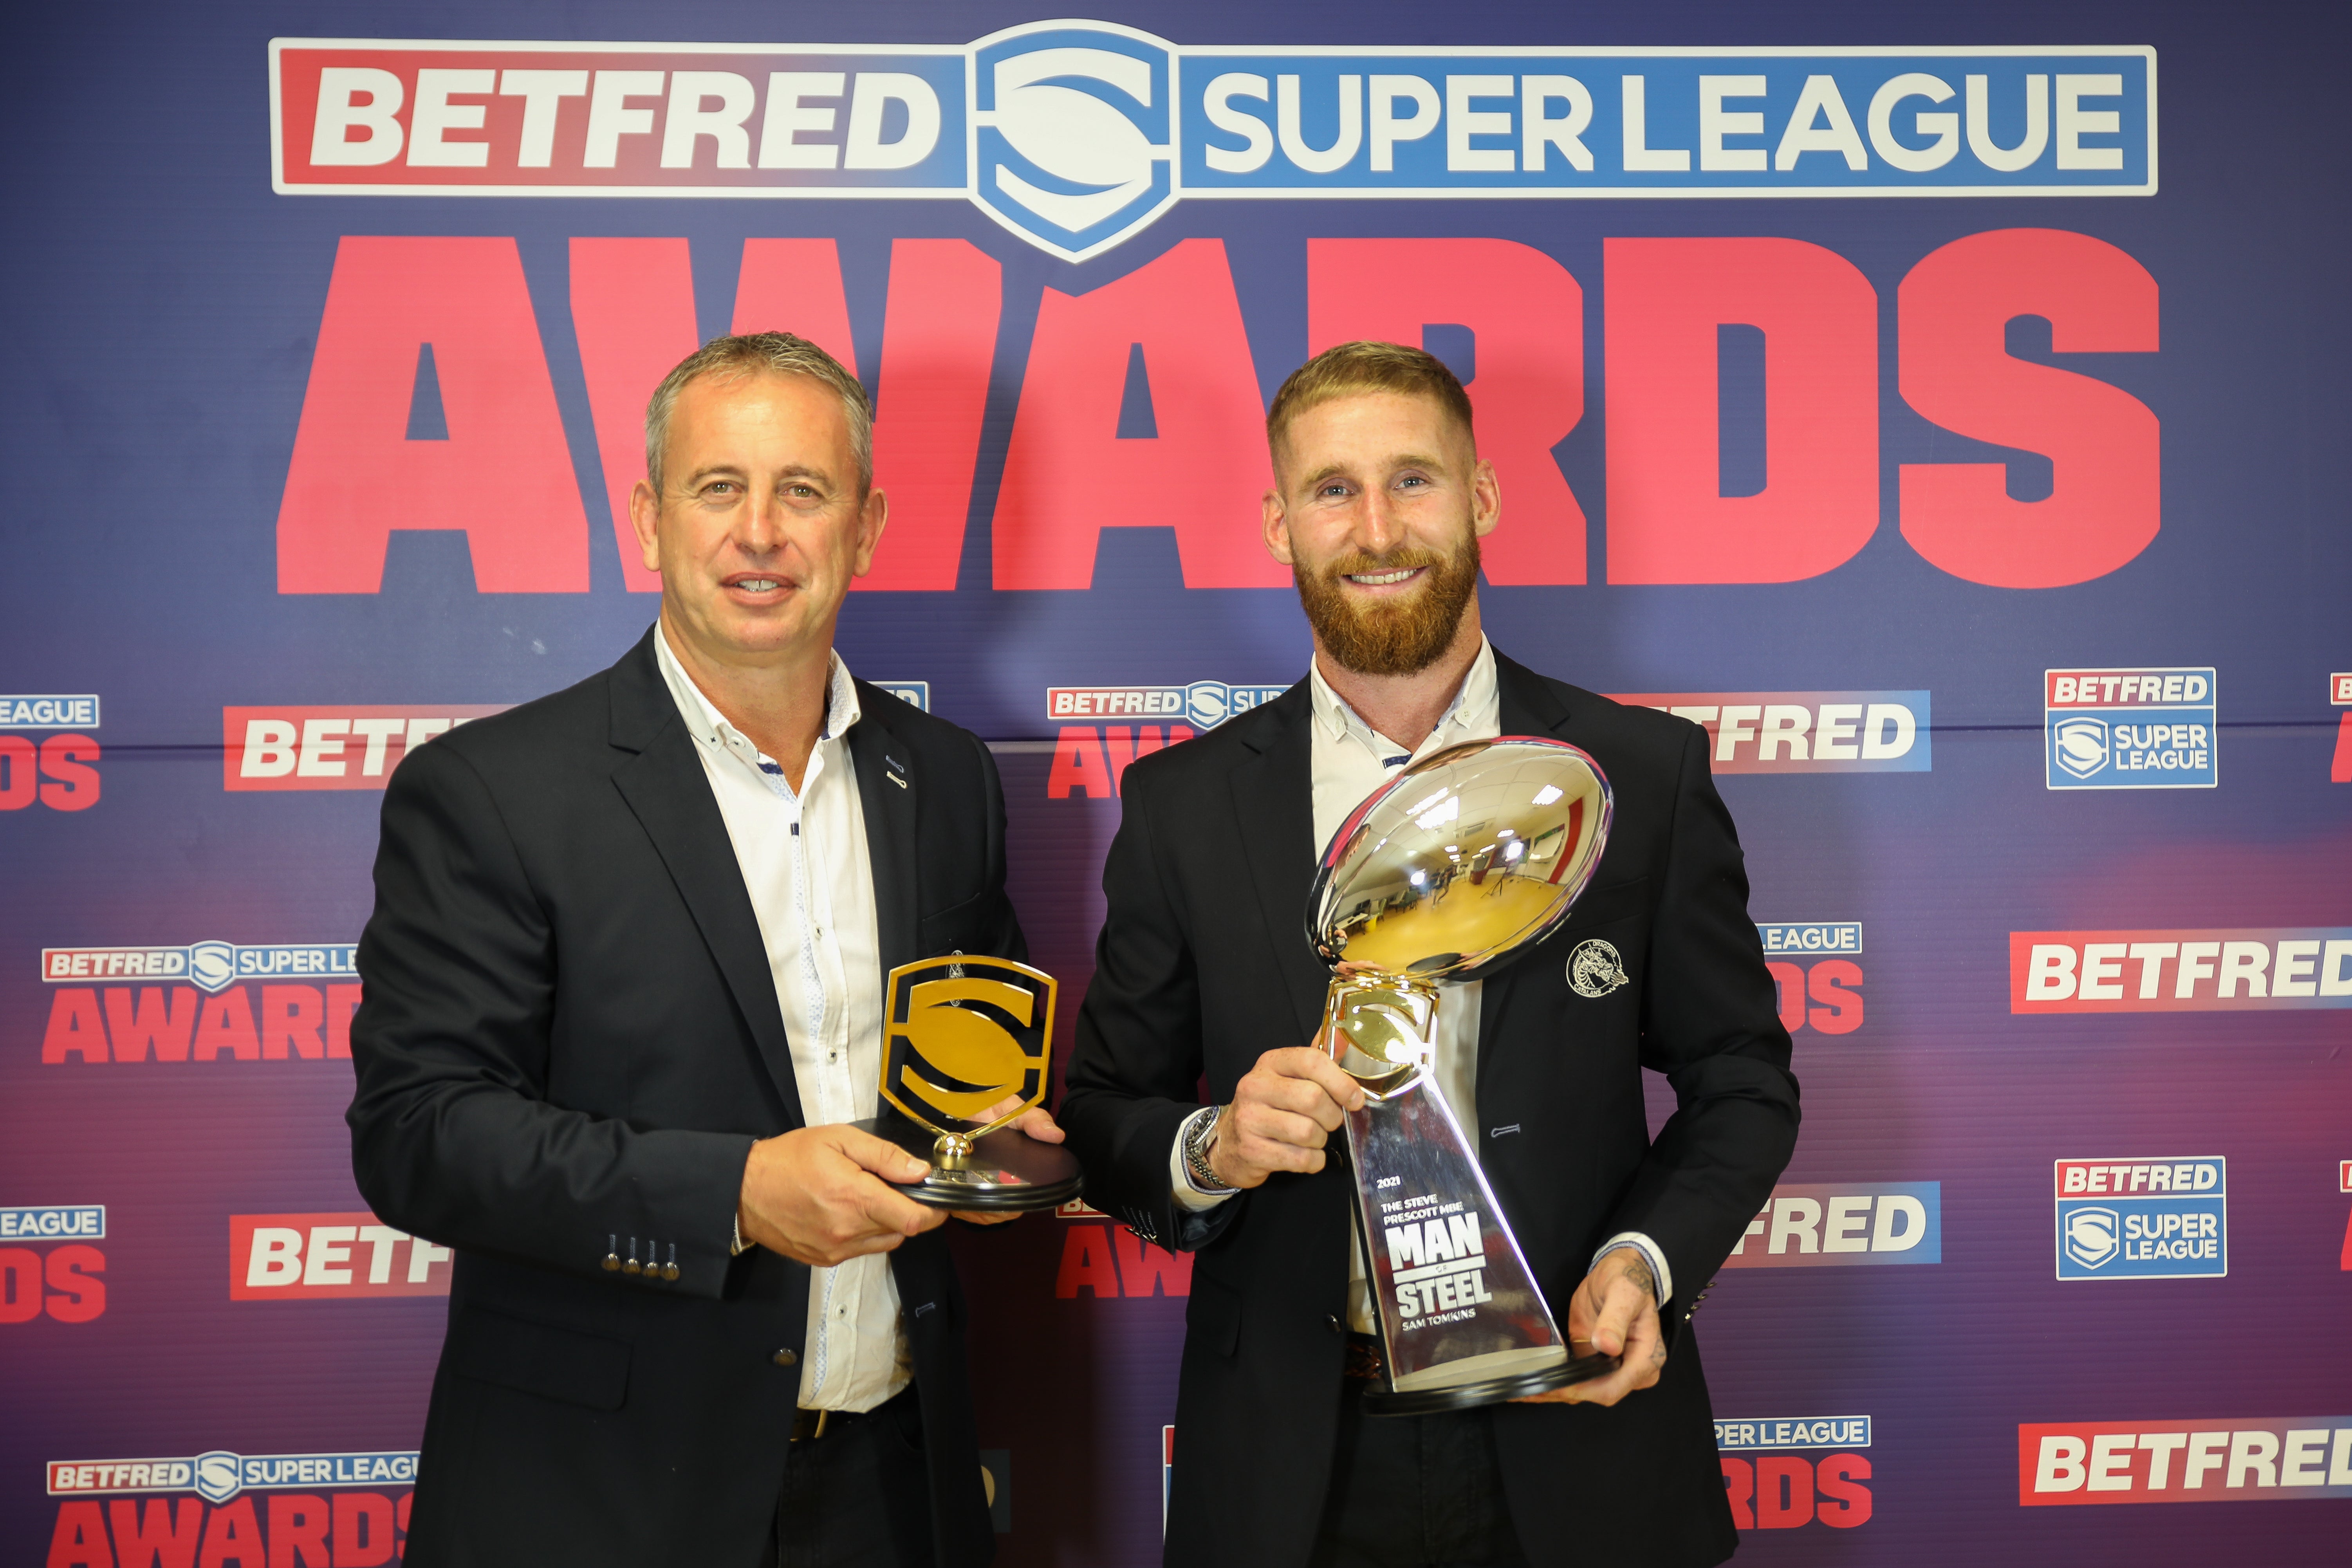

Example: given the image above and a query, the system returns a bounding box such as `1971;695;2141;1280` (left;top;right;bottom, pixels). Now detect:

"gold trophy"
854;953;1083;1211
1309;738;1618;1413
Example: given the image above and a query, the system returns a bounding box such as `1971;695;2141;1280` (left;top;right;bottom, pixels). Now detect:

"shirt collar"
654;622;861;763
1307;635;1498;756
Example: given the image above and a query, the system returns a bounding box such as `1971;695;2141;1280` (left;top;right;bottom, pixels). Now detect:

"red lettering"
1101;724;1191;793
331;1492;395;1567
732;237;857;357
267;1495;331;1568
278;236;588;593
995;240;1284;589
105;987;200;1063
110;1496;203;1568
1720;1457;1754;1530
854;240;1002;590
1047;727;1115;800
1816;1453;1873;1527
38;736;101;810
1807;960;1866;1035
569;237;696;593
2332;713;2352;785
42;989;109;1065
192;989;262;1063
44;1501;110;1568
1112;1228;1193;1297
2339;1206;2351;1271
1755;1453;1815;1528
0;1249;41;1323
1898;228;2160;587
736;240;1006;593
1765;962;1807;1036
44;1244;106;1323
261;986;327;1061
1306;238;1587;583
199;1497;263;1568
577;237;1001;594
0;734;37;809
1053;1222;1123;1298
1605;238;1878;584
327;984;364;1061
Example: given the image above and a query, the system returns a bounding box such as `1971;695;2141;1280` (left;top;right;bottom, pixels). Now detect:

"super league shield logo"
971;22;1178;262
881;956;1057;1133
2053;715;2110;780
2063;1206;2121;1270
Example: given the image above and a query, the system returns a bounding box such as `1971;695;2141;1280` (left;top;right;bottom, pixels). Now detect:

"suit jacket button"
1326;1314;1343;1335
773;1349;798;1368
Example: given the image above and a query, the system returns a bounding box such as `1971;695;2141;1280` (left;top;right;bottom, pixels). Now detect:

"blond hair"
1265;341;1475;473
644;331;872;495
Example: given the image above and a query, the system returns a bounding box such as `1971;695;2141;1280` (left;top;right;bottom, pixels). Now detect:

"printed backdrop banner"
5;1;2349;1563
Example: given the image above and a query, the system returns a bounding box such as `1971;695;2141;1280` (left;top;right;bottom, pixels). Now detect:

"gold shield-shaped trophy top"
881;955;1057;1164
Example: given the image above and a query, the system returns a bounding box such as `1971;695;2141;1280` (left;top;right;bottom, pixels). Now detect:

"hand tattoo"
1612;1250;1657;1304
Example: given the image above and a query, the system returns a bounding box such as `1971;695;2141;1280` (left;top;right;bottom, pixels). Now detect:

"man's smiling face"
632;370;884;670
1262;389;1498;677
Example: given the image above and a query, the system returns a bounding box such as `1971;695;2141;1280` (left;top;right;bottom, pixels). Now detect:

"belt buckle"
791;1408;831;1442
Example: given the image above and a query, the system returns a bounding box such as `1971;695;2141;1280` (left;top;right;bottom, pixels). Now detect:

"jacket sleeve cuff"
1168;1106;1242;1212
1590;1231;1674;1306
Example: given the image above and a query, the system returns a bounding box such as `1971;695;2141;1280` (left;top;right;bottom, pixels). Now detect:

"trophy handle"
1320;975;1440;1101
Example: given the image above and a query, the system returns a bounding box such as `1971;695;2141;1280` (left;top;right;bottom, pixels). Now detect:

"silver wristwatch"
1181;1105;1238;1194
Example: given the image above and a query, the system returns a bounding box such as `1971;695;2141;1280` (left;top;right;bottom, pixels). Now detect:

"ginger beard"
1293;527;1482;678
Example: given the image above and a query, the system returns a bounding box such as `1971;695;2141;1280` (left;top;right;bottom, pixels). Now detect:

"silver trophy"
1307;737;1617;1414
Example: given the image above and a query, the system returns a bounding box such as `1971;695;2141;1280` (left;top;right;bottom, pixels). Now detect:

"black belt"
790;1386;913;1442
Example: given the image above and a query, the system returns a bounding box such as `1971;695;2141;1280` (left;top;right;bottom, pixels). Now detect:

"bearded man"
1058;341;1800;1568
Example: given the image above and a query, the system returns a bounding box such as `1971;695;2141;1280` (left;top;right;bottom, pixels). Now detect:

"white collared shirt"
655;625;909;1413
1170;637;1671;1326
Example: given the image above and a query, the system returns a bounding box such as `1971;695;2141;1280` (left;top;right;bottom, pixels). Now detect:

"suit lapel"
1478;651;1578;1109
1229;689;1331;1046
846;701;919;978
607;630;802;1122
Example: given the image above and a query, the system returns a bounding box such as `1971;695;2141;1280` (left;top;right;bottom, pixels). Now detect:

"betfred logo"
0;693;101;812
2044;666;2216;789
231;1212;452;1299
1717;1415;1874;1531
873;681;930;711
1758;922;1866;1036
48;1449;417;1505
0;695;99;728
45;941;356;994
2020;1419;2352;1504
2011;929;2352;1012
1045;679;1282;799
1610;691;1929;773
1;1206;106;1326
2055;1158;2225;1280
224;704;504;790
1722;1181;1939;1268
39;942;362;1066
1047;681;1284;730
44;1447;414;1566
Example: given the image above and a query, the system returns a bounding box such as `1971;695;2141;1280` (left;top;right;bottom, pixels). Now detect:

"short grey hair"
644;330;874;496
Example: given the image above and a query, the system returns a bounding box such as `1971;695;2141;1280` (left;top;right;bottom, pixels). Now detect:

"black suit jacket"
347;627;1018;1567
1060;651;1800;1568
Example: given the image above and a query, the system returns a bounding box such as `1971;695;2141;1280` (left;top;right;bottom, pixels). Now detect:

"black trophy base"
854;1117;1083;1213
1360;1344;1622;1417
